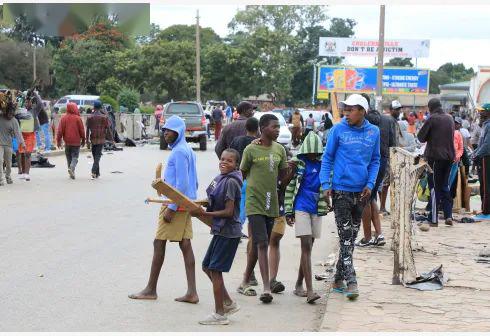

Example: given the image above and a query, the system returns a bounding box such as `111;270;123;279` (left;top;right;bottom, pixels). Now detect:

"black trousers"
91;144;103;176
477;156;490;215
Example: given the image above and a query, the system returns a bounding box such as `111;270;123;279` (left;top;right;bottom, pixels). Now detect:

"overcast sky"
150;4;490;72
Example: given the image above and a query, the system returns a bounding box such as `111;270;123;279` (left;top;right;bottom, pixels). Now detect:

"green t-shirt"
240;142;288;217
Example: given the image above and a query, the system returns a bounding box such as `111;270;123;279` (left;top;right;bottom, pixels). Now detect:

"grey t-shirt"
212;178;242;238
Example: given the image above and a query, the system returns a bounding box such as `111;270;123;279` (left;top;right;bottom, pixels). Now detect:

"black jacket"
417;109;455;161
366;110;397;158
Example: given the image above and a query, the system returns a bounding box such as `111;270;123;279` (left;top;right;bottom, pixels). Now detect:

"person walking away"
379;100;402;215
304;113;315;139
417;98;455;226
289;109;304;147
238;114;288;304
320;94;380;300
16;99;36;181
356;94;396;247
56;102;85;179
0;109;25;185
322;111;333;144
473;104;490;219
212;105;224;141
129;115;199;303
86;100;112;179
215;101;255;158
284;131;328;303
191;149;242;325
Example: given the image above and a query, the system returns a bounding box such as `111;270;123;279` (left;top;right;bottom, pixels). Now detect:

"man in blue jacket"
129;115;199;304
320;94;380;300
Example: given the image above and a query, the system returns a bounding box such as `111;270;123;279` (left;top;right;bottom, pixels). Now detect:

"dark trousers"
427;159;453;223
214;122;222;140
332;191;365;285
477;156;490;214
64;145;80;172
91;144;103;176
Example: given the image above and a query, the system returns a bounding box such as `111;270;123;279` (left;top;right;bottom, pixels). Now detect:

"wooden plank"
152;178;212;227
146;198;208;206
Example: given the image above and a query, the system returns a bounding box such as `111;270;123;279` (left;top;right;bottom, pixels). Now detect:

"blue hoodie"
162;116;198;211
320;117;380;192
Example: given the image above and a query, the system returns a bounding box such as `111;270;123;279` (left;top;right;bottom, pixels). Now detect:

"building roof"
440;93;468;102
439;81;470;90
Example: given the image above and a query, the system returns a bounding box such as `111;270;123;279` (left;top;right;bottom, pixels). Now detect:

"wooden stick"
145;198;208;206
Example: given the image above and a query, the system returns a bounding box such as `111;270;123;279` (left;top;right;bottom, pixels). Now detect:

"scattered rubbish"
405;265;447;291
473;214;490;221
38;274;44;277
476;258;490;264
110;171;124;174
456;217;478;223
419;223;430;232
439;243;465;249
478;248;490;257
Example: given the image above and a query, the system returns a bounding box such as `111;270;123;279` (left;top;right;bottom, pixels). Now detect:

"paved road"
0;143;337;331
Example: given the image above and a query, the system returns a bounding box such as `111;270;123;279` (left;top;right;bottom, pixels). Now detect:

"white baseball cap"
340;94;369;112
391;100;402;109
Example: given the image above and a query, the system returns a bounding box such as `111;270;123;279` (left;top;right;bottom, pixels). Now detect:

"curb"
43;148;91;158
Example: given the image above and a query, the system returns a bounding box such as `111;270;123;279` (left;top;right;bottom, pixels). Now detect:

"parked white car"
53;95;100;112
253;111;292;148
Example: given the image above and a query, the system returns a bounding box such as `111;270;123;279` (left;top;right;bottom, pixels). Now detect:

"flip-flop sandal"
237;285;257;296
293;289;307;297
271;280;285;293
307;293;321;304
259;293;273;303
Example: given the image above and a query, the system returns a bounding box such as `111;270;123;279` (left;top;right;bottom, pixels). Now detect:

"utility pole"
375;5;385;112
195;9;201;103
33;46;37;83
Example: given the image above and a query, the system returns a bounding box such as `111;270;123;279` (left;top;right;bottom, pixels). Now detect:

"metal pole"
195;10;201;103
375;5;385;111
413;58;417;113
312;63;317;106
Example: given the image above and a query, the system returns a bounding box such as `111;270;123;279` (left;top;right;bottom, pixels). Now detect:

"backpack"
417;173;430;202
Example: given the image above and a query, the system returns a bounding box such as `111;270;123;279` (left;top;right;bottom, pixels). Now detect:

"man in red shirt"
56;102;85;179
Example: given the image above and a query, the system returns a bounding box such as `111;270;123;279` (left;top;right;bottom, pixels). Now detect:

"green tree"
428;63;474;94
97;77;122;98
117;87;140;112
385;57;413;67
157;24;221;47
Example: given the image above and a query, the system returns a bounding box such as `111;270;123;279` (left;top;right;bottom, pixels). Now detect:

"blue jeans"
35;123;52;151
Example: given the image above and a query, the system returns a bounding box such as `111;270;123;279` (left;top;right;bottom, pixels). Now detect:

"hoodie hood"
297;131;324;160
366;110;381;127
162;115;186;148
66;102;78;115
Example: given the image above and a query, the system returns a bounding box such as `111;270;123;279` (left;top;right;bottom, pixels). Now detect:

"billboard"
316;66;430;99
319;38;430;58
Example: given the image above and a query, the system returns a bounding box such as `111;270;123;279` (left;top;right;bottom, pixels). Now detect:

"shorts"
18;132;35;153
202;235;240;272
371;156;388;201
382;161;391;187
248;214;274;244
155;206;193;242
272;216;286;235
295;211;322;238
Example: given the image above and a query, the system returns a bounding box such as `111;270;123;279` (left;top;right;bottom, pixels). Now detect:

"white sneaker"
24;174;30;181
18;174;25;180
198;313;229;325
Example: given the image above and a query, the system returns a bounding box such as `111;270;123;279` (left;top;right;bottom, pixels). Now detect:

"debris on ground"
405;265;448;291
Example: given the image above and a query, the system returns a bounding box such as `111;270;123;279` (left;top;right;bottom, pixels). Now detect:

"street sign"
316;65;430;98
319;38;430;58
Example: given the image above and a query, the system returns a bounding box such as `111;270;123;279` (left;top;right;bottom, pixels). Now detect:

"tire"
160;134;168;150
199;135;207;151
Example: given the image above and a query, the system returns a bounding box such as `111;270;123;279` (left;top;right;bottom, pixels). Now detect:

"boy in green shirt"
239;114;288;303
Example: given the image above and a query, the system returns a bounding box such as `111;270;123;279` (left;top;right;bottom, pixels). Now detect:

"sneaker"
198;313;229;325
375;234;386;246
24;174;30;181
223;301;240;316
355;237;374;247
331;280;346;293
18;174;25;180
6;177;13;184
345;283;359;300
68;169;75;180
445;218;453;226
91;173;96;180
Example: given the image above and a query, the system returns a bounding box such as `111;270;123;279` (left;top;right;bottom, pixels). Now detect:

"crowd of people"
0;90;115;184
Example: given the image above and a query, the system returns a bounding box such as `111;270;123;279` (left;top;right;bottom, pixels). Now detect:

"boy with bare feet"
285;131;328;304
129;115;199;304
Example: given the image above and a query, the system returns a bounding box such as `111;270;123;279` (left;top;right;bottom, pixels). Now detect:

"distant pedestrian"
192;148;242;325
304;113;315;138
0;109;25;185
16;98;37;181
225;105;233;124
320;94;380;300
289;109;304;147
473;104;490;219
56;102;85;180
86;100;112;179
212;106;224;141
417;98;455;226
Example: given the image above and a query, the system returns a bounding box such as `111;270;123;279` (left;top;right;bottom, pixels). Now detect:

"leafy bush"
117;87;140;113
100;95;120;113
139;104;154;114
97;77;122;99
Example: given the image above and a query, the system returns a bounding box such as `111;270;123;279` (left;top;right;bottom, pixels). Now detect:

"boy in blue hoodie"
192;148;243;325
129;115;199;304
320;94;380;300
